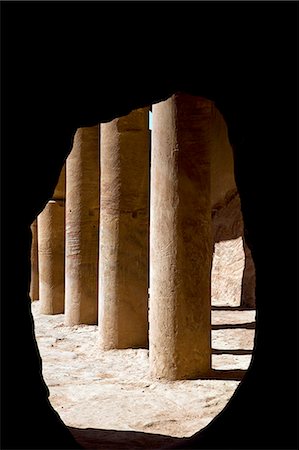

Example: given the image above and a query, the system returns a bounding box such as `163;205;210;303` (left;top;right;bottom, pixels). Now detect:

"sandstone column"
38;165;65;314
65;126;99;325
149;94;212;380
99;108;149;349
30;219;39;301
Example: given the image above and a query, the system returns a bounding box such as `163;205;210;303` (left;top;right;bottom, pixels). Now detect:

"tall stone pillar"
99;108;149;349
38;165;65;314
149;94;212;380
30;219;39;301
65;126;99;325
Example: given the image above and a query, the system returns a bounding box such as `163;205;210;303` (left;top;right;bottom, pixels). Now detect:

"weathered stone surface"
99;108;149;349
65;126;99;325
210;106;256;308
149;94;212;380
211;236;245;307
38;166;65;314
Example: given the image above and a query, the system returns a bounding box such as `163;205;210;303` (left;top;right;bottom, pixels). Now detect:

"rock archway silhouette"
1;2;297;449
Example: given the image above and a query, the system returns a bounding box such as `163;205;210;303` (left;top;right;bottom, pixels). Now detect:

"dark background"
1;2;298;449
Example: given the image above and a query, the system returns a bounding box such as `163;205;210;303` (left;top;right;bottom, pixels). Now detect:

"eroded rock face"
211;107;256;308
211;190;256;308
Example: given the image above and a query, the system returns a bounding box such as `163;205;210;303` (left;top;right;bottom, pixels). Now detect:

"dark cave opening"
1;2;297;449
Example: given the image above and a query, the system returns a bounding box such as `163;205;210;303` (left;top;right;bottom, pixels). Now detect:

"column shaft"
99;108;149;349
30;219;39;301
149;94;212;380
38;166;65;314
65;126;99;325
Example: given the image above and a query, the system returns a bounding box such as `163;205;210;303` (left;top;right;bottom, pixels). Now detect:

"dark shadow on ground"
211;305;254;311
210;308;254;379
68;427;182;450
212;349;252;355
204;369;247;381
212;322;255;330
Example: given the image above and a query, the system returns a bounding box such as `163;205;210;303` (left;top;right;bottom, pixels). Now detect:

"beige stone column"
99;108;149;349
149;94;212;380
65;126;99;325
30;219;39;301
38;166;65;314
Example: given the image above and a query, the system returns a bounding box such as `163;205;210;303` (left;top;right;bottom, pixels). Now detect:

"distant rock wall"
211;106;255;308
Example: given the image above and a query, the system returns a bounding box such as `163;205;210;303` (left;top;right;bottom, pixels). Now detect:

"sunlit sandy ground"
32;236;255;448
32;301;255;449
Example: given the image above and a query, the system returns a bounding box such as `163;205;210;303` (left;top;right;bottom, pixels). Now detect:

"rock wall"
211;106;255;308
